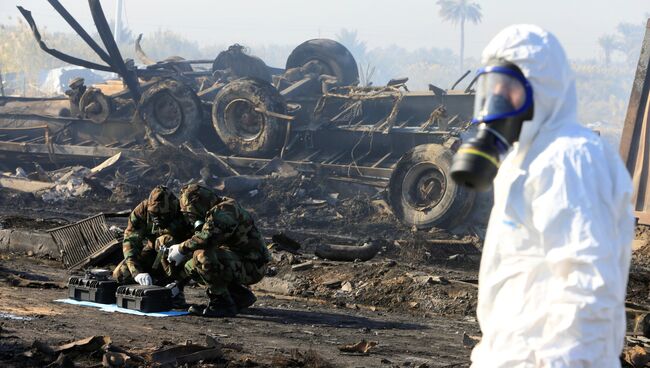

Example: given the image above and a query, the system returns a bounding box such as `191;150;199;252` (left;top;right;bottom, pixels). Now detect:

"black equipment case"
67;269;118;304
116;285;172;313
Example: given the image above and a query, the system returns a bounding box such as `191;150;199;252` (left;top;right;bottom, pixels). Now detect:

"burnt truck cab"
208;39;477;230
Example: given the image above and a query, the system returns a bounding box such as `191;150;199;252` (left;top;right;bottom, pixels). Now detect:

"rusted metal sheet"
620;19;650;224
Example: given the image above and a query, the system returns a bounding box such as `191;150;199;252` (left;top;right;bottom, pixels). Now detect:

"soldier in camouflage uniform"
112;186;192;299
167;189;270;317
177;184;261;313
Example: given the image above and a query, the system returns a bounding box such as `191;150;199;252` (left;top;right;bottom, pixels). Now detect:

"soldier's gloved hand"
167;244;188;266
134;272;152;286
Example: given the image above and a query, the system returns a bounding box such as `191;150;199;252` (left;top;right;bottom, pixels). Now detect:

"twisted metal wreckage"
0;0;481;230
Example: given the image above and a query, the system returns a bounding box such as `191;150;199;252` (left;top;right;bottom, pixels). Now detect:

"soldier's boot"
202;290;237;318
228;283;257;311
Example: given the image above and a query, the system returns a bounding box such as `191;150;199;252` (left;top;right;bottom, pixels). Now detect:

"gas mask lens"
451;61;534;192
473;72;528;123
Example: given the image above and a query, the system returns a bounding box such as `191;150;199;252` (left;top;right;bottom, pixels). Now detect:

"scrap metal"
48;213;122;270
2;0;479;231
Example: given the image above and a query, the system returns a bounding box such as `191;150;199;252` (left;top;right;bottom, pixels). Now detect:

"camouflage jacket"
179;197;270;263
122;199;192;274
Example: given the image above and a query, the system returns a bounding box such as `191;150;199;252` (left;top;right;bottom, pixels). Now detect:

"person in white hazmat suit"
449;25;635;367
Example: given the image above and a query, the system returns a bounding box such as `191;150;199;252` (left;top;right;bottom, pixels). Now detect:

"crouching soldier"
113;185;192;306
167;191;270;317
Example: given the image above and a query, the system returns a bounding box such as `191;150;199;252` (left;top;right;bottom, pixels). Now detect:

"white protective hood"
470;25;634;367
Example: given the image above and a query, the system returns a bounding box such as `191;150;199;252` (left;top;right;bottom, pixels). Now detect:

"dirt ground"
0;253;479;368
1;170;650;367
0;179;483;368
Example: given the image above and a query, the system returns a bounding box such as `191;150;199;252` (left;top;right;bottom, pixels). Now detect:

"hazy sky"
1;0;648;60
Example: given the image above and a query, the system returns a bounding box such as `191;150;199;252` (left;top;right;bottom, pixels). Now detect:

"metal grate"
47;213;120;269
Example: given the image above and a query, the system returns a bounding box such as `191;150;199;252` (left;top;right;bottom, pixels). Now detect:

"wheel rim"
152;91;183;135
223;98;265;141
80;90;110;124
401;162;447;211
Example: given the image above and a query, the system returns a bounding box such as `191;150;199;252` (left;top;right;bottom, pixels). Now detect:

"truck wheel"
286;39;359;85
212;78;287;157
79;88;111;124
139;79;203;144
212;45;272;82
388;144;475;230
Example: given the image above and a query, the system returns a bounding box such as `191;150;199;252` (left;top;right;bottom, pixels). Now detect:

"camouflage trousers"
113;235;188;285
183;246;267;298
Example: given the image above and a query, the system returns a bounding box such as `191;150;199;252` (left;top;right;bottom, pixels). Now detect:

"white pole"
115;0;123;43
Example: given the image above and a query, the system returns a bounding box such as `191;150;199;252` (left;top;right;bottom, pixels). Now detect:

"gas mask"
147;185;178;231
150;212;172;233
450;60;534;191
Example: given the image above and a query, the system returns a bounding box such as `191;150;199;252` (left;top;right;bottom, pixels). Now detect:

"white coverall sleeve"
528;150;629;367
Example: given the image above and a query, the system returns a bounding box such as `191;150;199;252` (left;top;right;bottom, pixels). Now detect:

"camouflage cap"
179;183;219;219
146;185;179;215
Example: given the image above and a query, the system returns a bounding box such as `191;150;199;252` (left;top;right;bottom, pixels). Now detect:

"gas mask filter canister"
450;60;534;191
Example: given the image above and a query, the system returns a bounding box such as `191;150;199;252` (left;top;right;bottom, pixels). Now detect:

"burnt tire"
139;79;203;144
212;78;287;157
286;39;359;85
388;144;475;230
212;46;272;82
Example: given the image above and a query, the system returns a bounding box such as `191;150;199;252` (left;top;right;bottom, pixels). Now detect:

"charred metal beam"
0;140;145;160
220;155;394;180
451;70;471;90
16;6;113;72
135;34;156;66
87;0;141;101
46;0;114;67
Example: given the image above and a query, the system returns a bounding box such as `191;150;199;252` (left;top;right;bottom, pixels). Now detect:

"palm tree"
616;22;645;65
336;28;367;63
436;0;482;71
598;34;619;66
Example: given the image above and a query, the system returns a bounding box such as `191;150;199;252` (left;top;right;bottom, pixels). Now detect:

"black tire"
139;79;203;144
212;78;287;157
212;45;272;82
388;144;475;230
286;39;359;85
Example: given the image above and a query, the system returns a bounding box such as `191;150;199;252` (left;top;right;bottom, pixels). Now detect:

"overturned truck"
0;0;478;230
